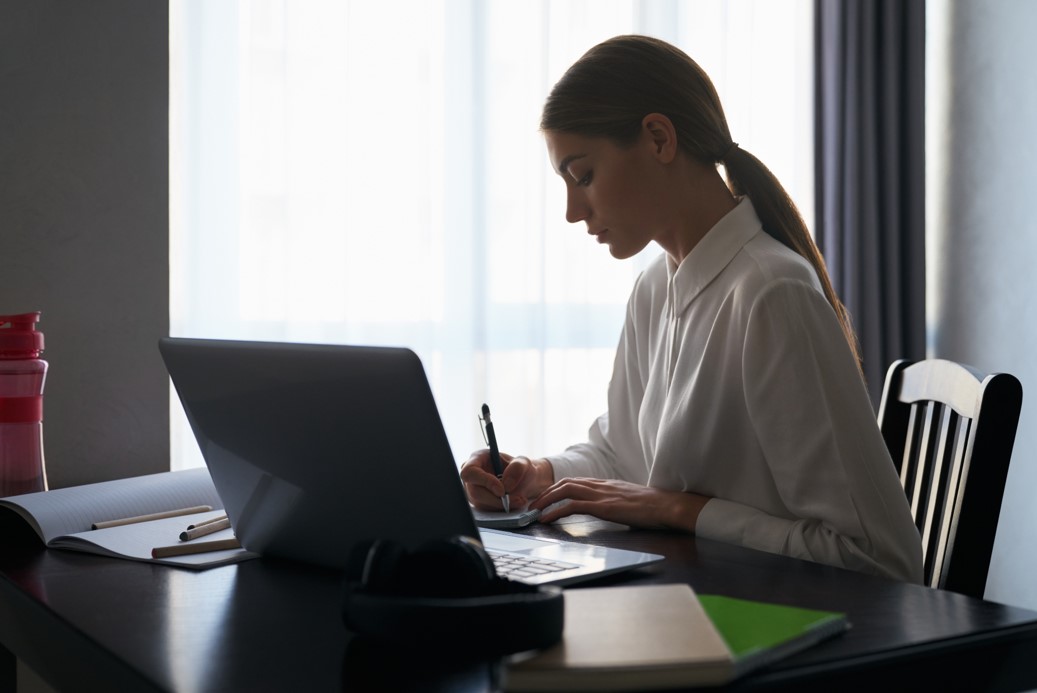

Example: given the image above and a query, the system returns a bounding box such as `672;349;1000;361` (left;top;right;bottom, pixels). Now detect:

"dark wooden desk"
2;515;1037;692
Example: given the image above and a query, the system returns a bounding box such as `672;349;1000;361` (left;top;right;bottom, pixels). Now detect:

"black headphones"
341;535;564;657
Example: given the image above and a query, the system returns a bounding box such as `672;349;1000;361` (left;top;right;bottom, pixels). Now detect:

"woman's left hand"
528;477;711;533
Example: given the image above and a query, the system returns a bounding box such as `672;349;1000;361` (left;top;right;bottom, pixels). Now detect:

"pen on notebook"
91;505;213;530
179;516;231;541
151;537;241;559
481;403;510;513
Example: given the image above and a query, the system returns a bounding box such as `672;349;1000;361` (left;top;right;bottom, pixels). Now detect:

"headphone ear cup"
402;535;496;597
359;539;408;593
452;535;495;580
343;539;377;584
449;534;498;581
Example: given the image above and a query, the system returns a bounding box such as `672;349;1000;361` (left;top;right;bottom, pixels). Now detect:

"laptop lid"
160;337;663;582
160;337;480;570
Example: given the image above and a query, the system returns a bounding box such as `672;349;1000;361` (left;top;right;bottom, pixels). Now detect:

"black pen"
481;403;510;513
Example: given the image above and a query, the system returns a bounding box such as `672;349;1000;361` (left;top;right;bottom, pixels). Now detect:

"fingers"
460;448;492;473
532;476;605;507
530;477;615;522
460;450;543;512
460;449;515;477
464;477;506;510
538;501;590;524
500;455;532;494
528;479;697;530
460;448;507;510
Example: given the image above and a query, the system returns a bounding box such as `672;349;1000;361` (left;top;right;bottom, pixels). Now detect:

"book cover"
503;583;847;692
697;593;849;677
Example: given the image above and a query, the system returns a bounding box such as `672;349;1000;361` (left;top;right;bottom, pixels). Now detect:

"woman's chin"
607;241;647;261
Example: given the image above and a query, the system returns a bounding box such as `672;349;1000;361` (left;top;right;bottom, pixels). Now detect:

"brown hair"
540;35;862;369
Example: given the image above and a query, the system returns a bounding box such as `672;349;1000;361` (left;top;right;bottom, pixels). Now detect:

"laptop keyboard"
486;548;580;579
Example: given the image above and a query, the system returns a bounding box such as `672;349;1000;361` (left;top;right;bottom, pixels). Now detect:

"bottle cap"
0;312;45;358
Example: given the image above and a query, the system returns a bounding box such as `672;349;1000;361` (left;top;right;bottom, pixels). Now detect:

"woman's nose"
565;188;589;224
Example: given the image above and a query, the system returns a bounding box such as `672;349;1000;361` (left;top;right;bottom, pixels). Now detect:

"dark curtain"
814;0;926;408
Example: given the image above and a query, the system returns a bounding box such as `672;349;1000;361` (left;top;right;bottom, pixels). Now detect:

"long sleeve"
694;278;922;583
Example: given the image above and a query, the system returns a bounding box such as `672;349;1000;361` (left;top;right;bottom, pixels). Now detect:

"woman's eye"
576;171;593;186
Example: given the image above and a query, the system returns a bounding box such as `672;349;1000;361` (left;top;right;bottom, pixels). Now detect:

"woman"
460;35;922;583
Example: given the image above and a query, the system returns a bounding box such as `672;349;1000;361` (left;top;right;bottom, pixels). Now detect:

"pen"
481;403;510;513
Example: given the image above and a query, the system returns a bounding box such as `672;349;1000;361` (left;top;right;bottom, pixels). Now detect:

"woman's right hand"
459;450;554;511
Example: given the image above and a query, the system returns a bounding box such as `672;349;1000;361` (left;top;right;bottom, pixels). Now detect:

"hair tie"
721;142;739;162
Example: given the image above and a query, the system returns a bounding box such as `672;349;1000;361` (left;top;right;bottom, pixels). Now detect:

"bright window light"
169;0;813;471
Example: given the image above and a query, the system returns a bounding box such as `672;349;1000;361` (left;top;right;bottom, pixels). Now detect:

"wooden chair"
877;359;1022;597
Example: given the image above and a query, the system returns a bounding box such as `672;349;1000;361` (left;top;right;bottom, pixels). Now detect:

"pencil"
186;513;228;530
151;537;242;559
179;517;231;541
91;505;213;530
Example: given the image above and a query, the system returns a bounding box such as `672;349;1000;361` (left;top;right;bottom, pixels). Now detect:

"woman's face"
544;129;669;260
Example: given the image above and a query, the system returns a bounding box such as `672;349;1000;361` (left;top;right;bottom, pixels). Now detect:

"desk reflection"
341;639;498;692
161;567;236;691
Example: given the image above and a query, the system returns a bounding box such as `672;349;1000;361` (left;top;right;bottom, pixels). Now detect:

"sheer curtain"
169;0;813;471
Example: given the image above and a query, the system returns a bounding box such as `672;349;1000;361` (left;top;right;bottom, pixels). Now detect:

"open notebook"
160;337;662;584
0;468;255;568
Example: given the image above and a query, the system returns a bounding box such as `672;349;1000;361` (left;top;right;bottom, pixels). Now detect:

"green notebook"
698;593;850;677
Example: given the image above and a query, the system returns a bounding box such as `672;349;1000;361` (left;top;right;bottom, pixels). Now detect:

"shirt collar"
665;196;763;313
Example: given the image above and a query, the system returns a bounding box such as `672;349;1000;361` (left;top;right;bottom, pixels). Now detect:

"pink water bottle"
0;312;48;497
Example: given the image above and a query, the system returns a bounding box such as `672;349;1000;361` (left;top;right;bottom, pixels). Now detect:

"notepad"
472;508;541;529
0;468;257;569
503;583;848;692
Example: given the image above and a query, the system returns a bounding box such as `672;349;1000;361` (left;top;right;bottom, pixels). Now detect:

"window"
169;0;813;470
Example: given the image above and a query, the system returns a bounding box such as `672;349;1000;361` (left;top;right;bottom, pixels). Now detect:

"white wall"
928;0;1037;609
0;1;169;489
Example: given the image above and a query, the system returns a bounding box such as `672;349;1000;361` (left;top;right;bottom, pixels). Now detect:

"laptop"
159;337;663;585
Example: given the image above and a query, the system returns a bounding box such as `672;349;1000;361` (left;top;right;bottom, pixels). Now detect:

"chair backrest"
877;359;1022;597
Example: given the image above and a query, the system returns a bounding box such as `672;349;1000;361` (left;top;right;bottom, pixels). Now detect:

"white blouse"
547;197;923;583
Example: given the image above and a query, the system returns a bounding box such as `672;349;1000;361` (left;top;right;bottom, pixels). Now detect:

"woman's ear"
641;113;678;164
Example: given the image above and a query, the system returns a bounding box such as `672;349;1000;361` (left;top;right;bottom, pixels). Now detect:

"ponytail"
542;35;862;372
723;146;863;370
